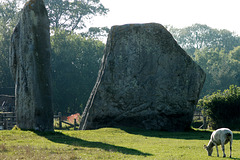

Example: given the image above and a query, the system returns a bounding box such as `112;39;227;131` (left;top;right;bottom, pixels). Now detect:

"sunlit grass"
1;127;240;159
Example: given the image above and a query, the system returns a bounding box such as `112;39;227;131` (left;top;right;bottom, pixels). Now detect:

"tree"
0;0;19;88
51;30;105;114
168;24;240;56
18;0;109;32
194;48;240;97
197;85;240;130
0;0;108;113
81;26;110;40
44;0;109;31
230;46;240;61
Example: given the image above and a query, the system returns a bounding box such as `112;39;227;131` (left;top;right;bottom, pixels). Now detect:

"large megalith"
9;0;53;131
79;23;206;131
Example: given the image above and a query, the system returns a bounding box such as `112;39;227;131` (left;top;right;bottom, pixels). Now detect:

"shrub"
197;85;240;130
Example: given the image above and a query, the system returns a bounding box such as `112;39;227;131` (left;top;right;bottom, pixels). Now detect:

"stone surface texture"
79;23;206;131
9;0;53;131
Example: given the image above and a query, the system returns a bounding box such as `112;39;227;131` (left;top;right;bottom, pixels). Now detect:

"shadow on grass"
118;127;240;141
34;131;152;156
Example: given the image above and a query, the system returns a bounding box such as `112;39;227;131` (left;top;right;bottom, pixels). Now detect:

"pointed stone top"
24;0;45;10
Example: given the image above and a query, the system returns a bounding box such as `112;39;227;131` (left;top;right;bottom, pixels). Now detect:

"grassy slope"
1;127;240;160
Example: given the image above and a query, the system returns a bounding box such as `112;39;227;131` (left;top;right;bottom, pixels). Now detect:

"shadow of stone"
34;131;152;156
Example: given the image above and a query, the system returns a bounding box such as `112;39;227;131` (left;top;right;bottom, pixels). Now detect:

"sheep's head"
204;145;213;156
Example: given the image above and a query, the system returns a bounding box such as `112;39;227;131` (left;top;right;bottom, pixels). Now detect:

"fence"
54;112;80;130
0;112;16;130
0;111;203;130
0;112;79;130
193;111;209;129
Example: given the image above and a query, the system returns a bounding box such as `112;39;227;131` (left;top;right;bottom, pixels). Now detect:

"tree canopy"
18;0;109;32
0;0;108;114
169;24;240;99
44;0;109;31
51;30;105;114
168;24;240;56
194;47;240;96
0;0;19;87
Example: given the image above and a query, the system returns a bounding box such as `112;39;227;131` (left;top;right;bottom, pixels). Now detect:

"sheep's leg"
214;143;219;157
221;143;226;157
230;140;232;158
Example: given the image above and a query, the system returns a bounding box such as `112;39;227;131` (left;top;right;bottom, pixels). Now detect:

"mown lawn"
1;127;240;160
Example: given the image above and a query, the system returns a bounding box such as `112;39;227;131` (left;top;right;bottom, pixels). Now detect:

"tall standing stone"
79;23;205;131
9;0;53;131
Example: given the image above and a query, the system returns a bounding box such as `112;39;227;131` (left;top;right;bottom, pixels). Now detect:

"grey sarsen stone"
9;0;53;131
80;23;205;131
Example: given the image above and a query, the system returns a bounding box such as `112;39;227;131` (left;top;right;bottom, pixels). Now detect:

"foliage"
0;0;19;88
169;24;240;100
197;85;240;130
193;47;240;97
168;24;240;56
44;0;109;31
229;46;240;61
51;30;105;114
2;128;240;159
16;0;109;32
81;26;110;40
0;1;106;115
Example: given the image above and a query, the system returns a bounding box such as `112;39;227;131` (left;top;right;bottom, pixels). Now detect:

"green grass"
1;127;240;160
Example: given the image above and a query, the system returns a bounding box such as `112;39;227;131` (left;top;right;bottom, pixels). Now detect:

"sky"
88;0;240;35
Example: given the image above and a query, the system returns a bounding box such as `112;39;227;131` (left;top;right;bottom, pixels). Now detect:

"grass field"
1;127;240;160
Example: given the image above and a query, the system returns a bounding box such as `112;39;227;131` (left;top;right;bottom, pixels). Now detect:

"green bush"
197;85;240;130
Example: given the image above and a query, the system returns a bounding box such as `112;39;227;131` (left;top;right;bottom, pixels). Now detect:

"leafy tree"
194;48;240;97
197;85;240;130
0;0;19;88
168;24;240;56
18;0;109;32
81;26;110;40
0;0;107;115
229;46;240;61
43;0;109;31
51;30;105;114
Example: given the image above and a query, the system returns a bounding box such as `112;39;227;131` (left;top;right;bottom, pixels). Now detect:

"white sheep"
204;128;233;158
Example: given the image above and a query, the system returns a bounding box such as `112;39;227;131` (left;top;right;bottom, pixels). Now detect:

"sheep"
204;128;233;158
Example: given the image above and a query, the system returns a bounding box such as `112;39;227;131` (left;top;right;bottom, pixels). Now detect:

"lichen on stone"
30;10;38;26
9;0;53;131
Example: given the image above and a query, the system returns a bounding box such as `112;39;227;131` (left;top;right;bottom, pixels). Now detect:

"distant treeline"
169;24;240;97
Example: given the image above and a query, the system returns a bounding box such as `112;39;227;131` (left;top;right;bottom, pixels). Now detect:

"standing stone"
79;23;206;131
9;0;53;131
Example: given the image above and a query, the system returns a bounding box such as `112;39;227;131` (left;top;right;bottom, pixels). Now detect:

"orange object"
67;113;80;124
